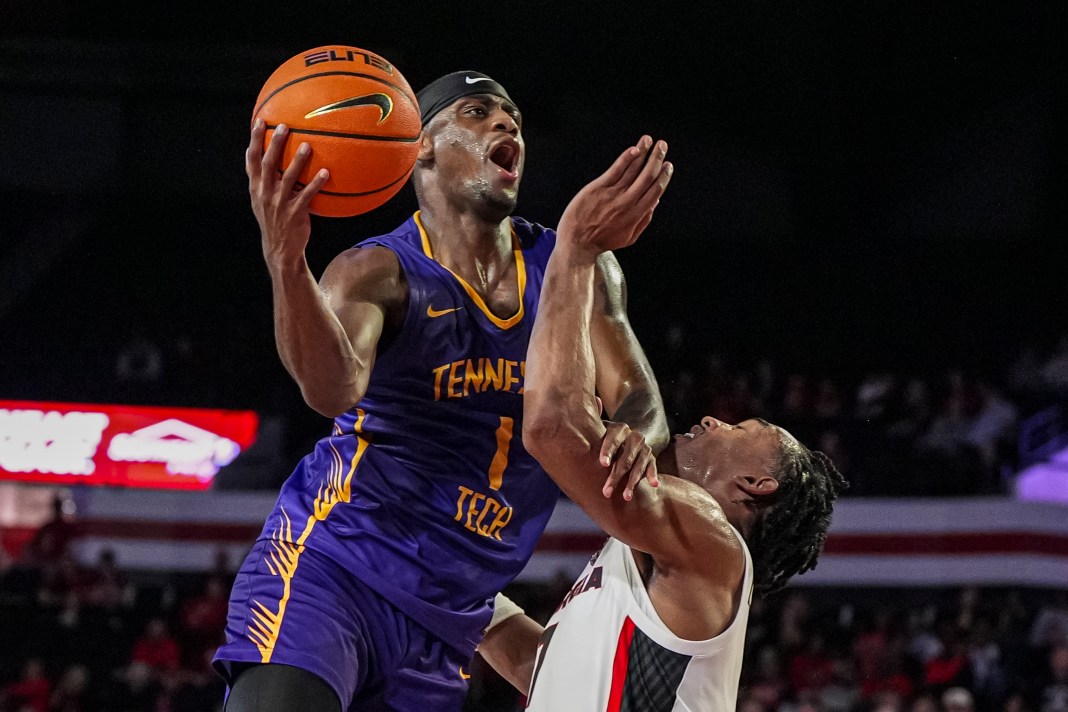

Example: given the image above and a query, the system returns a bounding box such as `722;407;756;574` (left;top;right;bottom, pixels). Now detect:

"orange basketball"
252;45;421;218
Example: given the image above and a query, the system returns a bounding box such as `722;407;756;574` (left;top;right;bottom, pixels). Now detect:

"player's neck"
655;445;679;478
419;207;514;275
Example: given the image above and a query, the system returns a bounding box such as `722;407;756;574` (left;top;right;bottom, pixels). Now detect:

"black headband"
416;70;514;126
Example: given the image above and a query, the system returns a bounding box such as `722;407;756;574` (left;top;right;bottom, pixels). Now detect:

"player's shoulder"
321;214;420;286
645;476;746;577
353;213;423;253
320;243;405;305
511;216;556;250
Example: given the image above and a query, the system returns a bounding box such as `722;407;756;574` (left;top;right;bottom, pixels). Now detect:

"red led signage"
0;400;259;490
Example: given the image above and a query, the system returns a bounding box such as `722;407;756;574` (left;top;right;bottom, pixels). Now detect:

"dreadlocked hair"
746;440;847;599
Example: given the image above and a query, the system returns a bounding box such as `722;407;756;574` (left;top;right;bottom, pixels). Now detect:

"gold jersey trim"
414;210;527;330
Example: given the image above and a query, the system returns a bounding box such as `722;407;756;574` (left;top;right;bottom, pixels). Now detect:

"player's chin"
478;188;519;216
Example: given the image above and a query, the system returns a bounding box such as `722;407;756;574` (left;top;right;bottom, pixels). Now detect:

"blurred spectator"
789;630;835;696
920;371;977;457
779;592;813;652
969;613;1008;708
853;607;893;684
179;575;229;656
861;642;914;702
926;620;975;694
1041;335;1068;396
37;556;84;610
19;494;75;570
1030;594;1068;650
99;661;160;712
737;690;766;712
1035;644;1068;712
1003;691;1033;712
944;686;977;712
856;373;897;422
81;548;130;611
907;604;944;665
820;654;862;712
817;429;852;481
910;693;940;712
747;644;789;709
1007;343;1048;403
870;689;907;712
209;547;235;582
814;377;846;425
0;659;50;712
964;382;1018;486
779;372;819;444
168;649;225;712
48;665;91;712
114;335;164;387
130;618;180;675
887;377;935;442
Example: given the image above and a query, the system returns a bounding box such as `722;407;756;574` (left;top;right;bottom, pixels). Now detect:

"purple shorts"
213;540;471;711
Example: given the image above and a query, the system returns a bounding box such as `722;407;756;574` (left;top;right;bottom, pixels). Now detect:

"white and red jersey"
524;529;753;712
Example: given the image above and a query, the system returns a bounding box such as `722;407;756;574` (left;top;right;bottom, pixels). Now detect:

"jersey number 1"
487;416;513;490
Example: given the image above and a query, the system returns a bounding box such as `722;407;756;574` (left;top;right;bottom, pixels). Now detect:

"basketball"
252;46;421;218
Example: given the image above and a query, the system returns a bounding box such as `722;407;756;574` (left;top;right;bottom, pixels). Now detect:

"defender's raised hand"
556;136;673;258
246;119;331;267
599;420;659;501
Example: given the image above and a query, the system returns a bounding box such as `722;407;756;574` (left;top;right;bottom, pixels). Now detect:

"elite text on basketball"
303;48;394;74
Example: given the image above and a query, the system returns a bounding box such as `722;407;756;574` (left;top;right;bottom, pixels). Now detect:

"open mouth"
489;142;519;173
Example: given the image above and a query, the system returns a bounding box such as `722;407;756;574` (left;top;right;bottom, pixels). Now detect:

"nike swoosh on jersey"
304;93;393;123
427;305;463;318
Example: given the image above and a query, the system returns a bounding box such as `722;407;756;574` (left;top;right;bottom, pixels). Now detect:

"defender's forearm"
523;246;604;455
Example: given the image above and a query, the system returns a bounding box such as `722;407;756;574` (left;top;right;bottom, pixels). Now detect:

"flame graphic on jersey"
247;410;369;661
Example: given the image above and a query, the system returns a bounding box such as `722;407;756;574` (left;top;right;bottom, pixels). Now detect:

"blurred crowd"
463;580;1068;712
6;320;1067;498
3;518;1067;712
0;535;230;712
3;294;1068;712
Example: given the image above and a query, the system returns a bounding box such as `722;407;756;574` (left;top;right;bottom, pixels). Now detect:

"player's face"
428;95;525;215
672;417;787;528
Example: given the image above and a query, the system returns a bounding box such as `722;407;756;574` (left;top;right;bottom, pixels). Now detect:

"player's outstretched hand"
246;119;331;267
599;421;659;501
557;136;673;258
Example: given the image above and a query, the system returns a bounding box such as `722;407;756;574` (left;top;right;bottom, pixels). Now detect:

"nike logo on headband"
465;76;492;84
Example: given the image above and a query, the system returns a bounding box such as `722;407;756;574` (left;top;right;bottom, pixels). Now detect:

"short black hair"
746;440;847;598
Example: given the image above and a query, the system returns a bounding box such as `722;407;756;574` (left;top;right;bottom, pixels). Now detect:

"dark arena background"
1;2;1067;711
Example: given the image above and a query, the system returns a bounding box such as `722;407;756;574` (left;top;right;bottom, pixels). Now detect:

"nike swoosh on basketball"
464;76;492;84
427;305;462;318
304;93;394;123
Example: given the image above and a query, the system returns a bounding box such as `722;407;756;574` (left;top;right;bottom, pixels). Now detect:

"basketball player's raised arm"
248;120;404;417
589;252;669;499
525;139;736;570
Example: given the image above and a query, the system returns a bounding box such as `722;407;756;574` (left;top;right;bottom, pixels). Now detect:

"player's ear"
417;129;434;162
735;474;778;499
